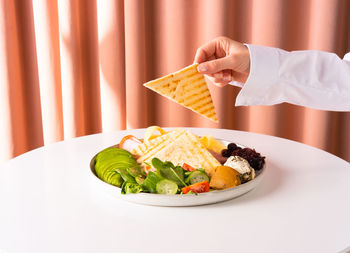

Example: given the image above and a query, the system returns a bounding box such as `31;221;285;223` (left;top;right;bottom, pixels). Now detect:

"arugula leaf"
152;157;187;187
159;166;186;187
151;158;164;170
142;172;162;193
151;158;175;169
151;158;187;187
163;161;175;168
174;166;185;181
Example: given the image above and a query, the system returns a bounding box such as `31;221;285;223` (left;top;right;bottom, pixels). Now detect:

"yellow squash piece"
143;64;218;123
200;135;226;154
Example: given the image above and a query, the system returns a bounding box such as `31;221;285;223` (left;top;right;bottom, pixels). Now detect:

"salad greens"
122;182;143;194
95;149;210;195
142;171;162;193
151;158;186;187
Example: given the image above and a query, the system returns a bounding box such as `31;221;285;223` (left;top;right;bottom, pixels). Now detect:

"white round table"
0;128;349;253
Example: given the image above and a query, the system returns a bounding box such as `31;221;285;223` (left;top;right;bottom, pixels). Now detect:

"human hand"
194;36;250;87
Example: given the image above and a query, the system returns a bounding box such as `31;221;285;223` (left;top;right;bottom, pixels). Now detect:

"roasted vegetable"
209;166;241;190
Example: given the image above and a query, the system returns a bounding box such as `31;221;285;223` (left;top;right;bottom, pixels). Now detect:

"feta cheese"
224;156;255;183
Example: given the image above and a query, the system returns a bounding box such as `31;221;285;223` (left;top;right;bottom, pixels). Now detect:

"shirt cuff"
229;81;244;88
235;44;281;106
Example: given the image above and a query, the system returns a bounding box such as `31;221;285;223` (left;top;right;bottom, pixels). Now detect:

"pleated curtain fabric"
0;0;350;164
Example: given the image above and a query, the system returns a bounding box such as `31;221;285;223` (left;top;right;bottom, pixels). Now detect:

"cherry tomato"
144;165;155;175
181;181;210;194
182;163;196;172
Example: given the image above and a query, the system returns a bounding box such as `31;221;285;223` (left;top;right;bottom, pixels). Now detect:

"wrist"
243;44;251;75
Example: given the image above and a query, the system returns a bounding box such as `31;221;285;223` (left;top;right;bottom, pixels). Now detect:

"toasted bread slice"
139;130;221;175
133;128;186;161
144;64;218;123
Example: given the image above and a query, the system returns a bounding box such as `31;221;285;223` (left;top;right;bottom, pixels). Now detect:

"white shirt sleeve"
234;44;350;111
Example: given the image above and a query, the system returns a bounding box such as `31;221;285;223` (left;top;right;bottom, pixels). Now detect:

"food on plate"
224;156;255;183
143;64;218;123
182;163;196;172
143;126;166;145
131;128;185;157
209;166;241;189
208;149;228;164
221;143;265;171
119;135;142;153
181;181;210;194
140;158;209;195
185;170;209;185
93;126;265;195
94;147;143;188
200;135;228;164
199;135;226;154
132;128;221;176
156;179;179;195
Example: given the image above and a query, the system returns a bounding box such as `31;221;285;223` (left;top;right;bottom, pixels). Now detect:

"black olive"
221;149;232;157
227;143;238;151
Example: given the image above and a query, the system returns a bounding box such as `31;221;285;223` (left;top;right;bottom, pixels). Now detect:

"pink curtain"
1;0;350;164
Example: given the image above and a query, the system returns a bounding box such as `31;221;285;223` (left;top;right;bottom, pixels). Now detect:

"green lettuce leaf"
121;182;143;194
142;172;162;193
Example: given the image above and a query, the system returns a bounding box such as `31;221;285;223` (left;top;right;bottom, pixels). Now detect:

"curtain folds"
1;0;349;164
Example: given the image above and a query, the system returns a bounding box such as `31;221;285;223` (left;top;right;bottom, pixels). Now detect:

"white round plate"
89;140;266;206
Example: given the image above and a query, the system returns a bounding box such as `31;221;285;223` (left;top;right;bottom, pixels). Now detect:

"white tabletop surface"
0;128;349;253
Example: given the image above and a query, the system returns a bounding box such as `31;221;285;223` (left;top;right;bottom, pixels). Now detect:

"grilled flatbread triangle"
133;128;186;161
144;64;218;123
137;130;221;176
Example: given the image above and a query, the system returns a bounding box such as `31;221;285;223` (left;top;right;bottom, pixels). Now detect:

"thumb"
197;56;233;74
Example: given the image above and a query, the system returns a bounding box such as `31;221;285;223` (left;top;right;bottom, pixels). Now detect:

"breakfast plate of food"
90;64;265;206
90;126;266;206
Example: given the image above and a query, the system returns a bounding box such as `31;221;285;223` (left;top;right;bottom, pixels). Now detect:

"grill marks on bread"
144;64;218;123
